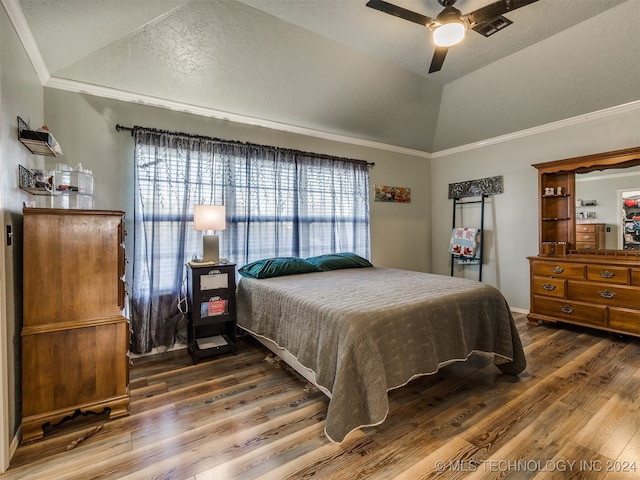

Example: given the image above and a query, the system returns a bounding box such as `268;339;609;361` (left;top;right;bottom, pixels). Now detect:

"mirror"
575;165;640;250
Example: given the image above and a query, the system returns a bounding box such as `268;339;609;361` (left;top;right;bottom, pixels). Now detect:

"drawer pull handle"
552;267;564;274
560;305;574;314
542;283;556;291
584;245;592;249
207;269;222;275
583;235;592;239
598;290;616;299
599;270;615;278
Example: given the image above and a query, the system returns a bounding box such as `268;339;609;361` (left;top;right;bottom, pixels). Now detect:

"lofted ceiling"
9;0;639;153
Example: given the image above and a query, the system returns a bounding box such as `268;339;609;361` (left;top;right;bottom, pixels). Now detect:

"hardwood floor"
3;314;640;480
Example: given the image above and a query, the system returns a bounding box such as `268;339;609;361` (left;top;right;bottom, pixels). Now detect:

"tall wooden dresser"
21;208;130;443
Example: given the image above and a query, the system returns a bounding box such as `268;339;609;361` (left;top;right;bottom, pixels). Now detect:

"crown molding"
431;100;640;159
44;77;432;159
1;0;49;84
43;75;640;163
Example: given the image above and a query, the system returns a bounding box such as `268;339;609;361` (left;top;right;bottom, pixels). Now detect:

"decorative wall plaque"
448;175;503;199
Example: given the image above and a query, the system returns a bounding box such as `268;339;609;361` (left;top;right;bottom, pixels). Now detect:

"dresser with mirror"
528;146;640;337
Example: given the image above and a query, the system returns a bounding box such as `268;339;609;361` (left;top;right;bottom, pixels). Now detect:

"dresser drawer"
567;281;640;309
532;277;566;298
609;308;640;335
532;261;586;279
586;265;630;285
576;224;597;233
576;232;597;242
575;242;596;250
194;268;232;291
632;269;640;286
532;297;606;327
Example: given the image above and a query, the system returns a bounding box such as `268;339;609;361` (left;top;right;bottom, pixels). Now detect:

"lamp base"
202;234;220;263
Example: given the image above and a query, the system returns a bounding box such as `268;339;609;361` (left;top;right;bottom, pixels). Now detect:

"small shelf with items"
17;116;60;157
538;171;574;252
576;211;597;220
19;165;94;209
18;165;55;195
576;199;597;220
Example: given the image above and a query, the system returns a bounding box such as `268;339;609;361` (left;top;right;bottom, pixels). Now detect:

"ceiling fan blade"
366;0;435;27
463;0;538;27
429;46;449;73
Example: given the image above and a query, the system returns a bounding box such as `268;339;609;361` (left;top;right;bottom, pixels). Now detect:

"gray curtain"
130;128;370;354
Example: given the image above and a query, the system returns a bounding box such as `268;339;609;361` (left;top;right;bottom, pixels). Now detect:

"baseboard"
9;426;20;462
510;307;529;315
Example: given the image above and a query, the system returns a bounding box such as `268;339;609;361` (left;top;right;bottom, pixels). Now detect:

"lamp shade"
194;205;226;231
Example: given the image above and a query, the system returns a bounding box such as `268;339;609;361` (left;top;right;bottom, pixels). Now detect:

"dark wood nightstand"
186;263;237;364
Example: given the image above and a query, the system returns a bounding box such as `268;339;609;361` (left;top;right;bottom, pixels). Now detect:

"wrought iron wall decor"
448;175;503;199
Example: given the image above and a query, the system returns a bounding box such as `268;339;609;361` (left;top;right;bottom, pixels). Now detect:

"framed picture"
374;185;411;203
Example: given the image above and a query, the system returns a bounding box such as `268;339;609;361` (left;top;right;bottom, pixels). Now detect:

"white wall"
430;105;640;311
1;2;45;463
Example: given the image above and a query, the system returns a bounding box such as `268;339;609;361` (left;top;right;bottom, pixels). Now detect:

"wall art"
374;185;411;203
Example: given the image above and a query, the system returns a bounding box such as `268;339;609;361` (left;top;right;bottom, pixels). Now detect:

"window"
130;128;370;353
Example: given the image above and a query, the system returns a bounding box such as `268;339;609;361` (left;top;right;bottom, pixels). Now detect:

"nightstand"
186;263;237;364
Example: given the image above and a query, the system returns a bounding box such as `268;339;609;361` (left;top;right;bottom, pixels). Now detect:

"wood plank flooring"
3;314;640;480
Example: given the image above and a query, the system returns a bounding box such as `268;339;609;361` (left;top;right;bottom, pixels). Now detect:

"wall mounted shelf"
17;116;58;156
19;165;95;209
19;165;55;195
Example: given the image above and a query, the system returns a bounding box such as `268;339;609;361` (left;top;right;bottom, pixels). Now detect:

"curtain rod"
115;124;375;167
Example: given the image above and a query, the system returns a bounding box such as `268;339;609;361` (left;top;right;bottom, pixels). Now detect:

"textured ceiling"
12;0;640;153
236;0;625;84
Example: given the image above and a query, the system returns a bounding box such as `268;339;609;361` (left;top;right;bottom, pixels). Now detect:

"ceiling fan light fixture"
433;21;466;47
366;0;541;73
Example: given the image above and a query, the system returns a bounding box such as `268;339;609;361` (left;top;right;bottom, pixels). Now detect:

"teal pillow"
306;252;373;271
238;257;319;279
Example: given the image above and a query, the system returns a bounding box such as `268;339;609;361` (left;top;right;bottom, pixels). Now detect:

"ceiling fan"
366;0;539;73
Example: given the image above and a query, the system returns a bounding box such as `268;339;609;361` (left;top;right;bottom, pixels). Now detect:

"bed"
236;259;526;443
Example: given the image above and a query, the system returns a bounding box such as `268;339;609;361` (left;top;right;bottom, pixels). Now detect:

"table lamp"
194;205;226;263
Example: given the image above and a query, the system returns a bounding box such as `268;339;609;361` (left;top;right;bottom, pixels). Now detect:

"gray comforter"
236;267;526;442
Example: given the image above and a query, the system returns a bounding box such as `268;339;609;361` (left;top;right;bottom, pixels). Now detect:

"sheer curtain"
130;128;370;354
